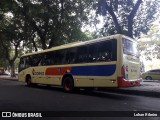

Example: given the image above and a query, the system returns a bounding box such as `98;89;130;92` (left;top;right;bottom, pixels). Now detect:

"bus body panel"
19;62;118;87
123;55;140;80
117;36;141;87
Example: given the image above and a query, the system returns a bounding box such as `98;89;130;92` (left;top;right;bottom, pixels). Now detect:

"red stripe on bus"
117;77;141;87
45;67;72;76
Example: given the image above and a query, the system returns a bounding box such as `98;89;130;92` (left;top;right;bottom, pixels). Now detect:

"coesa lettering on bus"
32;69;44;75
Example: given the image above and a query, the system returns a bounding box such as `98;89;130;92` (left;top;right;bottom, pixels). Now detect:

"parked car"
0;71;10;76
142;69;160;80
4;71;11;75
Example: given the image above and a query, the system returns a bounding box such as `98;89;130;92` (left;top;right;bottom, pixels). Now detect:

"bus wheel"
145;76;152;80
63;77;74;92
26;75;32;86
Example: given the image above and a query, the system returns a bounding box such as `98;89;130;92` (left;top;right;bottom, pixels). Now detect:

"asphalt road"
0;79;160;120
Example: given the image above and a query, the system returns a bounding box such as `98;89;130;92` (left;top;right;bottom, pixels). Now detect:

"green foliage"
0;48;8;67
13;0;93;50
0;0;94;76
96;0;160;38
0;0;26;76
138;24;160;61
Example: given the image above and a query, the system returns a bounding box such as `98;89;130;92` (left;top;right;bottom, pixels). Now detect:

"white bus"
18;34;141;92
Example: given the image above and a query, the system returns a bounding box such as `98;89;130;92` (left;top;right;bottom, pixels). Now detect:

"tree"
0;48;8;68
0;1;25;77
96;0;160;38
13;0;93;50
0;0;94;77
138;24;160;60
0;20;23;77
137;21;160;71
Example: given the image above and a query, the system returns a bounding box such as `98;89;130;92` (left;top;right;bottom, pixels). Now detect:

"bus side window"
88;44;98;62
39;54;47;66
97;41;112;62
46;52;54;65
19;58;25;70
75;46;88;63
41;52;55;66
25;57;31;68
65;47;77;64
54;50;66;65
112;39;117;61
19;56;31;71
30;54;42;66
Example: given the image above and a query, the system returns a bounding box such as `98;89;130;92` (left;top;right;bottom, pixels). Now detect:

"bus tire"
63;77;74;92
145;76;152;80
26;75;32;86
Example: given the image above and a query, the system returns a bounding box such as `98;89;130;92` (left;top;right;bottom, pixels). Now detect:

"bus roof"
21;34;133;57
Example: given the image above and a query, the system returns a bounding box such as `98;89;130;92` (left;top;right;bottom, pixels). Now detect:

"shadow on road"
25;84;133;100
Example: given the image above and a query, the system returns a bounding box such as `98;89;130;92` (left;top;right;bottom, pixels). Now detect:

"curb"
0;77;18;81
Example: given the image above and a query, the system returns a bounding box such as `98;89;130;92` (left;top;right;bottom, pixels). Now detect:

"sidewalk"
0;75;160;98
0;75;18;81
100;80;160;98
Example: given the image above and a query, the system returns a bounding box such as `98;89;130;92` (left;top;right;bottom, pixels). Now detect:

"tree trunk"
40;36;47;50
9;61;15;77
103;1;122;34
128;18;133;38
128;0;142;38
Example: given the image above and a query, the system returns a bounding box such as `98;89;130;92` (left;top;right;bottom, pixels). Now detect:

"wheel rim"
64;81;71;91
146;77;151;80
63;77;74;92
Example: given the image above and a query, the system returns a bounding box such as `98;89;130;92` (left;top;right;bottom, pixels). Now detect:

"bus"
18;34;141;92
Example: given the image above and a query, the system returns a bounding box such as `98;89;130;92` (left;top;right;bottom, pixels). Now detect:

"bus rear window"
122;38;138;57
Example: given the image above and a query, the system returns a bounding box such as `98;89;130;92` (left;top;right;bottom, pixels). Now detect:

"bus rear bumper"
117;77;142;87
